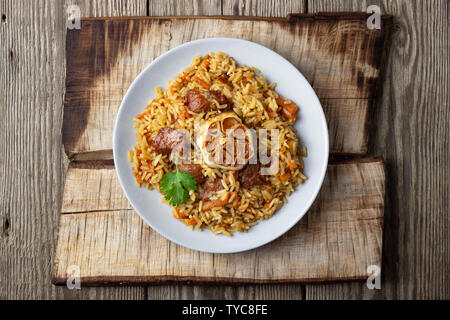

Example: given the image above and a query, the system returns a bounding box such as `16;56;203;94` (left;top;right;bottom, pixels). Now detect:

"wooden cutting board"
53;13;391;285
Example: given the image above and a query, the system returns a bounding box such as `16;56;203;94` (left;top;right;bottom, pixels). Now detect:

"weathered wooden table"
0;0;448;299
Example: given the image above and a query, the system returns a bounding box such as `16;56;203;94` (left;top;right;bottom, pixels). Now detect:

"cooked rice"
129;52;307;235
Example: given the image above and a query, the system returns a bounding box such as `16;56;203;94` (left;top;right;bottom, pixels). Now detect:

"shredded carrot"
280;172;291;182
193;77;211;89
264;201;271;209
276;96;298;121
169;86;177;95
200;57;210;70
266;108;276;119
136;110;151;119
173;209;185;220
282;103;298;121
186;217;196;226
180;105;192;121
179;73;190;82
289;160;296;170
275;97;285;106
202;192;231;211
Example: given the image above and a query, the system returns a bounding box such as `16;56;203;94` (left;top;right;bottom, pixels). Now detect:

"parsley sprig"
159;167;198;206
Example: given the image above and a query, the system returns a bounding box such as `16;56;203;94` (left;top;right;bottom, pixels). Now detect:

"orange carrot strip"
282;103;298;121
202;193;231;211
194;77;211;89
200;57;210;70
280;172;291;182
186;217;196;226
173;210;185;220
136;110;151;119
289;160;296;170
264;201;271;209
182;105;191;119
169;86;177;95
180;73;190;83
275;96;298;121
266;108;276;119
275;97;285;107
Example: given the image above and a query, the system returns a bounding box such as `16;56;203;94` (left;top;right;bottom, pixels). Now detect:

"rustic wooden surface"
53;159;385;285
0;0;448;300
305;0;449;300
63;15;390;159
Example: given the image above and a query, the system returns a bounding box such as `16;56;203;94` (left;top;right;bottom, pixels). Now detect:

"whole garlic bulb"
196;112;254;170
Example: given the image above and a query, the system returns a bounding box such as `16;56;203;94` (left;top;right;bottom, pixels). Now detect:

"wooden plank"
0;0;147;300
62;14;391;158
149;0;223;16
53;159;385;285
306;0;450;300
147;284;305;300
147;0;308;301
222;0;305;17
323;98;371;154
61;160;132;213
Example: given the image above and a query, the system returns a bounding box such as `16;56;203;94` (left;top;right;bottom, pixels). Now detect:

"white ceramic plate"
113;38;329;253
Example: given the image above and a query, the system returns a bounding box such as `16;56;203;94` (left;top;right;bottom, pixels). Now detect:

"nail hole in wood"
1;14;6;22
4;218;9;235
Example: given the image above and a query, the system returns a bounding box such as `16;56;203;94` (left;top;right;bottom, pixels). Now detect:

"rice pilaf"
128;52;307;236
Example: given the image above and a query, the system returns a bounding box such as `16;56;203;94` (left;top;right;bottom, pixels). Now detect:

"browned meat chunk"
151;127;184;154
178;163;205;184
239;164;269;188
209;90;229;106
186;89;210;113
198;177;224;200
209;90;232;111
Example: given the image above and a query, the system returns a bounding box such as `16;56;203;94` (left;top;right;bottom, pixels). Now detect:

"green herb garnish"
159;167;198;206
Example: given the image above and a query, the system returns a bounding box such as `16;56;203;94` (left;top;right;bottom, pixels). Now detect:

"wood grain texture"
145;1;307;300
149;0;222;16
222;0;305;17
61;161;132;213
147;284;305;300
62;15;391;158
53;159;385;285
3;0;446;301
306;0;449;300
66;0;147;17
0;0;146;300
